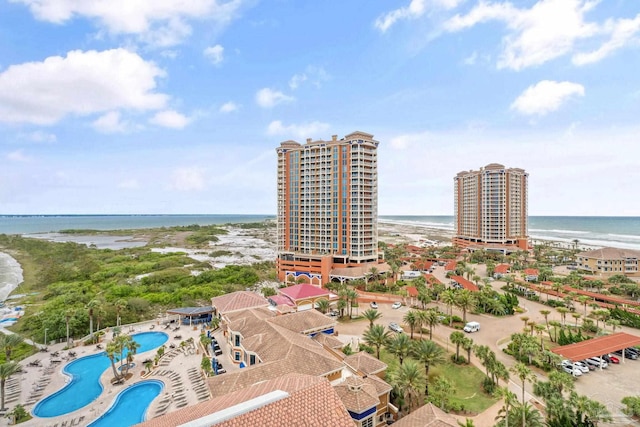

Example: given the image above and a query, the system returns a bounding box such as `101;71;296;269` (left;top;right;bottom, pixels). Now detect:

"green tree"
391;360;424;414
0;334;23;362
455;289;476;323
412;340;445;396
496;402;544;427
363;309;382;328
386;333;412;366
450;331;466;361
403;310;420;340
441;289;457;326
315;299;330;314
422;309;440;340
86;299;101;339
362;324;390;360
115;299;127;327
0;362;21;411
428;376;456;412
511;362;536;409
494;386;518;427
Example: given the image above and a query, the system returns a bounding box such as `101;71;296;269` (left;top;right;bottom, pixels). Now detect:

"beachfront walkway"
2;319;218;427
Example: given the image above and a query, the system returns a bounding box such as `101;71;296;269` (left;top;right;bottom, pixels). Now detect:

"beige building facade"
276;132;380;284
454;163;528;251
576;247;640;277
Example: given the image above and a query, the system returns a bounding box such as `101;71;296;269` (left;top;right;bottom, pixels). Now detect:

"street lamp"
44;328;48;348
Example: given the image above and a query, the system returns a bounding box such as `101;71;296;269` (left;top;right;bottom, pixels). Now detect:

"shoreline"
0;251;24;302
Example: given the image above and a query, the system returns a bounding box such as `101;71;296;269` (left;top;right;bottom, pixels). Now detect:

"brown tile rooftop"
211;291;269;315
136;374;354;427
393;402;459;426
344;351;387;376
267;309;336;334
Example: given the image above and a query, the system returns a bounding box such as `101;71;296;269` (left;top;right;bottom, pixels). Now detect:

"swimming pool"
88;380;163;427
33;332;168;418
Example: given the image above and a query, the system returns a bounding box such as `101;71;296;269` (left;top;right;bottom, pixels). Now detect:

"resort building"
276;132;384;286
453;163;529;252
576;247;640;277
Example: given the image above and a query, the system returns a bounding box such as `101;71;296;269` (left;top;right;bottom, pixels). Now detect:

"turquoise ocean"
1;214;639;302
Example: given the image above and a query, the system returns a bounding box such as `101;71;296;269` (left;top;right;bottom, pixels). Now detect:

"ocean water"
379;215;640;251
0;214;275;235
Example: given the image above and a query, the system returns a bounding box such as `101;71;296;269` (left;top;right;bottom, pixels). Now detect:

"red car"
603;354;620;364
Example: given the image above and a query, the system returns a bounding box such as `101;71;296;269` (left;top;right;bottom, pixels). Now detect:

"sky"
1;0;639;216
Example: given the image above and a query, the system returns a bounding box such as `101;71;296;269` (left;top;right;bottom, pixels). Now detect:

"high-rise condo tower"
276;132;381;285
454;163;529;251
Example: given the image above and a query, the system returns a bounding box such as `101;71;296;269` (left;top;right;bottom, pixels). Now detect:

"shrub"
622;396;640;417
451;354;466;364
482;377;496;394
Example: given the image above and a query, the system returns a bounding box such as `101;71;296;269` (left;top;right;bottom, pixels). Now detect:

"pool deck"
3;320;220;427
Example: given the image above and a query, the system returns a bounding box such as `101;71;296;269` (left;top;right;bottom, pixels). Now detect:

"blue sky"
1;0;639;216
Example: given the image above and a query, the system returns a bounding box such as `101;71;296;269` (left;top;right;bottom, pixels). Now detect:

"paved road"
344;263;640;425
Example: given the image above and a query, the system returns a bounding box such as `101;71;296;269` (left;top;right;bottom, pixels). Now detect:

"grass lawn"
380;345;498;415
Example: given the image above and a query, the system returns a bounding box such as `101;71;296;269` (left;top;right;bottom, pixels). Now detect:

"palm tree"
0;362;20;411
462;337;474;364
511;362;536;408
346;288;359;318
519;316;530;331
0;334;23;362
494;386;518;427
105;341;121;381
412;340;445;395
115;299;127;327
362;324;390;359
458;419;475;427
540;309;551;336
65;309;74;346
455;289;476;323
576;295;590;317
144;359;153;374
403;310;420;340
496;402;544;427
86;299;101;339
392;361;425;414
387;333;412;366
124;338;141;375
441;289;457;326
422;309;440;340
556;307;569;326
362;309;382;328
450;331;466;360
315;299;330;314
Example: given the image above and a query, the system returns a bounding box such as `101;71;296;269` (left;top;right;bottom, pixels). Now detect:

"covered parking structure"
166;306;214;326
551;332;640;364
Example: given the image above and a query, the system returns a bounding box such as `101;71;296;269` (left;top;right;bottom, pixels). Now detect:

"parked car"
570;360;590;374
585;357;608;369
389;322;404;333
614;348;639;360
328;310;339;317
370;302;378;309
560;361;582;377
463;321;480;333
392;302;402;310
602;354;619;364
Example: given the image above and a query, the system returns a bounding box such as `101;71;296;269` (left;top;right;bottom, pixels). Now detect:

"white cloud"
18;131;57;143
375;0;462;32
92;111;129;133
289;66;329;90
12;0;244;47
7;150;31;162
446;0;600;70
255;88;294;108
0;48;167;125
289;73;307;90
266;120;330;139
511;80;585;116
573;13;640;65
149;110;191;129
219;101;238;113
169;167;206;191
203;44;224;65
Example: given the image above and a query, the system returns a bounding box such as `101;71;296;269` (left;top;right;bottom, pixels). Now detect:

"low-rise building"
576;247;640;277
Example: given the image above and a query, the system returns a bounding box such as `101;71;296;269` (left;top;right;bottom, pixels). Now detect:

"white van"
463;321;480;333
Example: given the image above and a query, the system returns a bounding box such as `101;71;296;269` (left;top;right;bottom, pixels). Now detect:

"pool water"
33;332;168;418
88;380;163;427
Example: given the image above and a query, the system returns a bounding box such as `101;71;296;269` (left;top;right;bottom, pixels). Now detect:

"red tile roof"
444;261;457;271
449;275;479;292
524;268;539;276
136;374;354;427
269;295;295;307
494;264;510;274
405;286;419;297
423;274;442;285
551;332;640;362
279;284;329;301
211;291;269;314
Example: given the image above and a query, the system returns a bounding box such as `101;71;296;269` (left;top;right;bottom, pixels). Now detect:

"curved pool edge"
31;331;169;419
87;379;165;427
